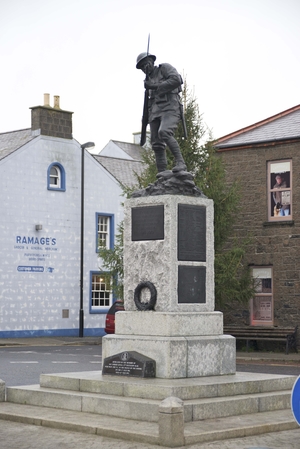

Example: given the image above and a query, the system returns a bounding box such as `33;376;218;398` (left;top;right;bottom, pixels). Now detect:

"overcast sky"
1;0;299;152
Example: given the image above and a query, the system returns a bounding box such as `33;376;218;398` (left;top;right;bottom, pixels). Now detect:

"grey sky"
0;0;299;152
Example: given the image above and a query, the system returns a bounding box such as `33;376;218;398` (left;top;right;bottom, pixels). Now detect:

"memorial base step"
0;403;297;447
2;370;297;446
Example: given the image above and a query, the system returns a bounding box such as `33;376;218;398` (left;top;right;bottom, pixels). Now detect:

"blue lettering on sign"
17;266;44;273
291;376;300;425
16;236;57;246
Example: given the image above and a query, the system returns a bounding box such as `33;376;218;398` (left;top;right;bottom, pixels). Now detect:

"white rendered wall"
83;152;124;334
0;136;124;337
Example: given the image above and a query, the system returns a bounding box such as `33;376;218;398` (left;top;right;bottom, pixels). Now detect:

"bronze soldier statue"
136;52;187;175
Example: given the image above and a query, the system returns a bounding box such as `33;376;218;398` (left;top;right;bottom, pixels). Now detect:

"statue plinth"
102;195;236;379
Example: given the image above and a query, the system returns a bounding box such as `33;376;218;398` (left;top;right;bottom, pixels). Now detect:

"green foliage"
98;79;254;308
98;222;124;300
215;244;254;307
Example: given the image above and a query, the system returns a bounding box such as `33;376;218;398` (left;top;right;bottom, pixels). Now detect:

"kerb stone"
0;379;5;402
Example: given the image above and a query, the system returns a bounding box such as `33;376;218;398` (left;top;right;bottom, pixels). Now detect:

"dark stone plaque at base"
102;351;156;377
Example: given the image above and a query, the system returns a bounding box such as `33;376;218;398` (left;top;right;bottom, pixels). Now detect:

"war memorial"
0;50;298;447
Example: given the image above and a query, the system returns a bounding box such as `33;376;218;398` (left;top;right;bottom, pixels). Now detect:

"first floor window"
98;216;109;247
96;213;114;251
268;160;292;221
91;273;112;308
250;267;273;326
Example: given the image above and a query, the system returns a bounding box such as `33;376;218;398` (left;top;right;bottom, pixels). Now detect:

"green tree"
99;80;254;308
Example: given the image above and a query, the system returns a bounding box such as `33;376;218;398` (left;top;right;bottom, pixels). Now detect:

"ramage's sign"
16;236;57;246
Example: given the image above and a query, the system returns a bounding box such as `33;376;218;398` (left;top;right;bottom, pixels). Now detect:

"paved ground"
0;336;299;448
0;336;102;347
0;420;299;449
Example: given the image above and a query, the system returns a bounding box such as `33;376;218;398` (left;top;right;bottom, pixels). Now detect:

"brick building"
215;105;300;336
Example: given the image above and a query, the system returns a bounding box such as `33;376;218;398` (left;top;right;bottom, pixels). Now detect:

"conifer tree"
99;80;253;308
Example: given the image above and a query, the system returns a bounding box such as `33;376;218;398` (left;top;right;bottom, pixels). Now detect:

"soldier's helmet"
136;52;156;69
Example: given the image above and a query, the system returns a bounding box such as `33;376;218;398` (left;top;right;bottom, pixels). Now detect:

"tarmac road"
0;345;102;386
0;337;299;448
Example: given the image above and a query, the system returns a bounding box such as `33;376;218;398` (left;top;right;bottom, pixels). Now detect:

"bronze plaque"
178;204;206;261
178;265;206;303
132;205;164;241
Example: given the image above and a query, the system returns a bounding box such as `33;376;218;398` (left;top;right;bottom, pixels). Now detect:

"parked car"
104;300;125;334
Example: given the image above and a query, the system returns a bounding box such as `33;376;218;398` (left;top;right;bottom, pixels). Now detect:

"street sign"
291;375;300;426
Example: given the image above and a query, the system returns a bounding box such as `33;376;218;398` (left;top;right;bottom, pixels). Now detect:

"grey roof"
216;105;300;149
110;140;144;161
0;128;36;161
94;155;145;187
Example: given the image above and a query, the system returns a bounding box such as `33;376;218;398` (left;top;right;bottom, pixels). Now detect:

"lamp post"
79;141;95;338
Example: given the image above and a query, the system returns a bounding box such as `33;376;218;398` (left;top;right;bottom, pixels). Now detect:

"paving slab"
1;418;300;449
0;402;299;448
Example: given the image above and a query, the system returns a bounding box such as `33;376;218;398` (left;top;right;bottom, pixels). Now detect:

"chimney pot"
53;95;60;109
44;93;50;106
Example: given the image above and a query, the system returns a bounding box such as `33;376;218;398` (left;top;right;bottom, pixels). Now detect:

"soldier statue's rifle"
140;34;150;147
180;102;188;140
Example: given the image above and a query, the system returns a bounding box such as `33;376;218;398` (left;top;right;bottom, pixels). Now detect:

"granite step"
5;383;293;423
39;370;296;400
0;402;297;446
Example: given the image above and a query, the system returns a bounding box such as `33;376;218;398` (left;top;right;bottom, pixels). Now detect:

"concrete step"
189;390;291;420
5;384;293;423
6;385;160;423
39;370;296;400
0;402;297;446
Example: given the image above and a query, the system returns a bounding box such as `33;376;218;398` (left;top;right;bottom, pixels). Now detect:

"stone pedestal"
102;195;236;379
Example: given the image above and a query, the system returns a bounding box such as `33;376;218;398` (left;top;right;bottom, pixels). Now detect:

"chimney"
30;94;73;139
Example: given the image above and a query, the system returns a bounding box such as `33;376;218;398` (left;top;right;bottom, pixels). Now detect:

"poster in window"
270;161;291;217
252;296;272;321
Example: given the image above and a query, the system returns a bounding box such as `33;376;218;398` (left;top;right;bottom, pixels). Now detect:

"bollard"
0;379;5;402
158;396;185;447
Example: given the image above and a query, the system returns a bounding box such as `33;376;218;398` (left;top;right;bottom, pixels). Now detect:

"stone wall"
31;106;73;139
218;140;300;338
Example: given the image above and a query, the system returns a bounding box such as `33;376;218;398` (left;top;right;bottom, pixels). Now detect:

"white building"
0;96;144;338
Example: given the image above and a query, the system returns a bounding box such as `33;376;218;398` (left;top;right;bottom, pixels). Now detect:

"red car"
104;300;124;334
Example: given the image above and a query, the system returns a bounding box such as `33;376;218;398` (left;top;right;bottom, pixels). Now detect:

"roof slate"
109;140;144;161
216;105;300;148
94;155;145;187
0;129;36;161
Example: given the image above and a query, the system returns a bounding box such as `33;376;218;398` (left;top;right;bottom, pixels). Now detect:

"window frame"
95;213;114;252
250;266;273;326
47;162;66;191
267;159;292;221
89;271;114;314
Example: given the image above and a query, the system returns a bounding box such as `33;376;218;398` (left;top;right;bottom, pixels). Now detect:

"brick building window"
250;267;273;326
96;213;114;251
268;160;292;221
90;272;113;311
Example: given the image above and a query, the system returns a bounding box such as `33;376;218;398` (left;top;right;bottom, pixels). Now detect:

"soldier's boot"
166;137;187;172
153;144;168;174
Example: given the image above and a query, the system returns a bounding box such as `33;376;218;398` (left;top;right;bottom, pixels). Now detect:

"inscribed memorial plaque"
178;204;206;261
178;265;206;303
132;205;164;241
102;351;156;377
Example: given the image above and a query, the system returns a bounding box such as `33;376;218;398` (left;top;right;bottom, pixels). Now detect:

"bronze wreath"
134;281;157;311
